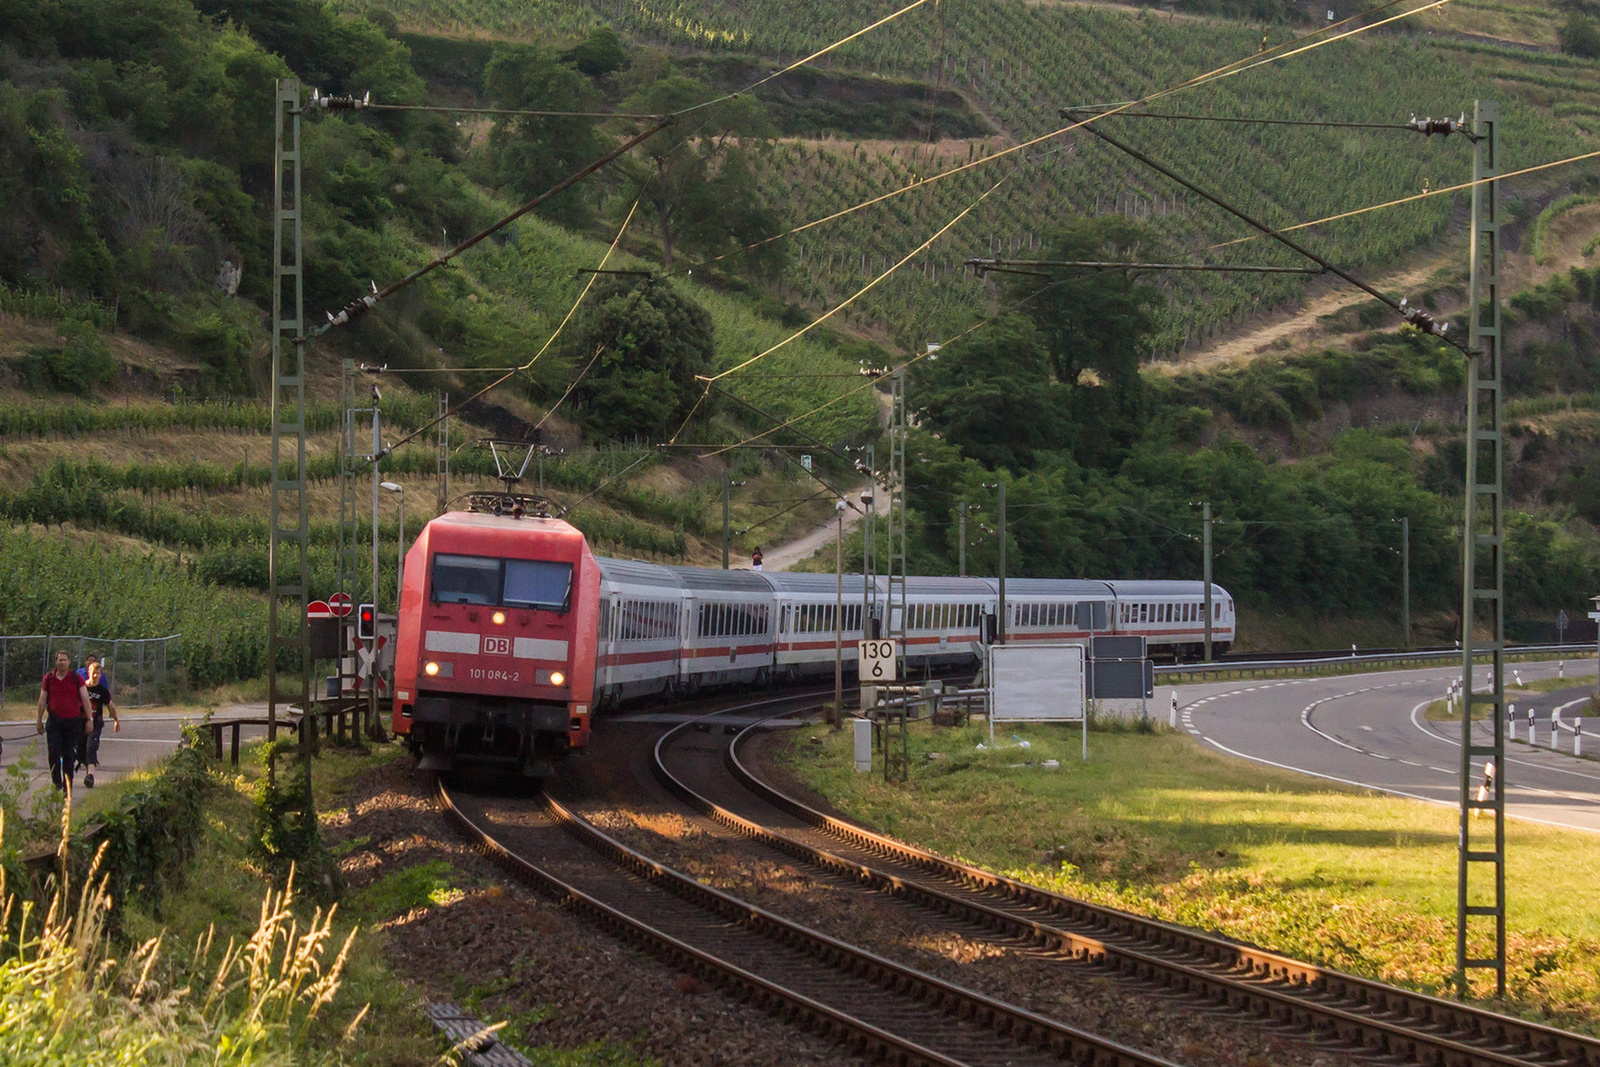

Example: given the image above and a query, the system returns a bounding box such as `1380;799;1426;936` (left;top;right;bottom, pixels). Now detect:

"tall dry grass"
0;802;369;1065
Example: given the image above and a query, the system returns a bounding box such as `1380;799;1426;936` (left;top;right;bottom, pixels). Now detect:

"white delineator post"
853;718;872;772
1170;692;1178;729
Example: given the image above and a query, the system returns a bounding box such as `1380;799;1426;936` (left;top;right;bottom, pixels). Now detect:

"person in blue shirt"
79;658;120;788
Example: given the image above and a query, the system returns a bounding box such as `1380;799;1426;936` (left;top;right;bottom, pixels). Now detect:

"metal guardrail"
0;633;182;712
1154;643;1597;682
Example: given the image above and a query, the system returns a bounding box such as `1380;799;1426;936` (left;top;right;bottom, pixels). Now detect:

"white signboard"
988;642;1085;722
858;639;899;682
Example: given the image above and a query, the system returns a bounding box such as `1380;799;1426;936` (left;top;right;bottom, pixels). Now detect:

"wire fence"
0;634;183;715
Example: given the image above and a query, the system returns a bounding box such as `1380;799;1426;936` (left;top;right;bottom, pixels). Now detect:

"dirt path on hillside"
1167;262;1439;374
1164;201;1600;375
759;476;887;571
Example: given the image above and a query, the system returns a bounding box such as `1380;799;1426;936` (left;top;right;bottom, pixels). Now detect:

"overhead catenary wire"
535;342;607;432
558;451;654;516
689;269;1101;460
671;0;938;118
361;102;663;120
662;0;1445;281
381;199;643;457
312;120;667;341
967;259;1328;276
663;169;1012;447
1067;115;1464;351
1063;107;1473;137
1209;146;1600;252
702;173;1011;386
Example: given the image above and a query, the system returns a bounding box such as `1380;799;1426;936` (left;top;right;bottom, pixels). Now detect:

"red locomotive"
391;507;599;778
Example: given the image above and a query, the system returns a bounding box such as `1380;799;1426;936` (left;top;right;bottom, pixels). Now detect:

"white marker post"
1551;711;1559;750
1528;706;1536;747
1170;692;1178;729
1577;716;1585;758
1507;701;1516;740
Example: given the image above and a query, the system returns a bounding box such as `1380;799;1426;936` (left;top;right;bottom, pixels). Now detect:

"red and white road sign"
307;600;334;619
329;592;354;617
354;635;389;692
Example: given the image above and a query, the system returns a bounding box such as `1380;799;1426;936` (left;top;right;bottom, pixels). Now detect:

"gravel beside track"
710;713;1600;1067
323;754;844;1064
445;775;1185;1067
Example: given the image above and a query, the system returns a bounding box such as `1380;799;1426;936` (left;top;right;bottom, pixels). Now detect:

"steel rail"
705;716;1600;1067
436;772;1178;1067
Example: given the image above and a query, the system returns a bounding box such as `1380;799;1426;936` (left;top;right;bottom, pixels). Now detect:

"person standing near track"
79;658;120;788
36;650;92;792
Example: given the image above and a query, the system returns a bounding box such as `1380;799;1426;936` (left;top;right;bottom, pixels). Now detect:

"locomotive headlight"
424;661;441;677
492;610;506;625
549;671;566;687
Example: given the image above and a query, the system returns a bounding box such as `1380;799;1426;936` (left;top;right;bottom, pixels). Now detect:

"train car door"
604;591;620;690
677;593;692;691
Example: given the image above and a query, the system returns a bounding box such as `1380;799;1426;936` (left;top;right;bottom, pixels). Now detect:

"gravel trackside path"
323;756;842;1065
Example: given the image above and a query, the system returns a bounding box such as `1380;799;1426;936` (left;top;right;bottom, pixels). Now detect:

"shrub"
1560;12;1600;57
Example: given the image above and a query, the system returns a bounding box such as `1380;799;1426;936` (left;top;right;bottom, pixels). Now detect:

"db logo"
482;636;511;656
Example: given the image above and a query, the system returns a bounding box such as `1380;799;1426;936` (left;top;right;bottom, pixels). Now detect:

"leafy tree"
482;43;608;227
567;278;716;440
617;74;784;274
909;315;1071;470
1004;218;1161;467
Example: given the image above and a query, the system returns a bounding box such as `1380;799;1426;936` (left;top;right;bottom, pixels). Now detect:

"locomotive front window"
505;559;572;611
430;554;573;611
432;554;501;605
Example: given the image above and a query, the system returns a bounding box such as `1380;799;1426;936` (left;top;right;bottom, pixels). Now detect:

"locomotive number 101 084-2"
469;667;521;682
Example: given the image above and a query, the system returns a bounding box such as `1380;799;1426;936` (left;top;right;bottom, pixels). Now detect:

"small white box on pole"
853;718;872;772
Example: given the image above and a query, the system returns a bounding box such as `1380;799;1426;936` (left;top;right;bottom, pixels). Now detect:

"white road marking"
1409;698;1600;784
1200;736;1600;833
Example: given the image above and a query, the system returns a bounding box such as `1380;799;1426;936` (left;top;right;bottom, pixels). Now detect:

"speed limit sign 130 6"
858;639;899;682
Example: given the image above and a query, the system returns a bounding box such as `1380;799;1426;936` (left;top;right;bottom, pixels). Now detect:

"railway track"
649;706;1600;1067
436;771;1184;1067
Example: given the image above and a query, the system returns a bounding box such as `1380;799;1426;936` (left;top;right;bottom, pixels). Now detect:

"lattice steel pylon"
886;368;908;675
267;78;311;745
335;357;360;697
861;442;877;637
1457;98;1506;998
436;391;450;515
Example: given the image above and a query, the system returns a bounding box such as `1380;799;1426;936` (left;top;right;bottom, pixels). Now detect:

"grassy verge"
785;720;1600;1028
1425;676;1599;721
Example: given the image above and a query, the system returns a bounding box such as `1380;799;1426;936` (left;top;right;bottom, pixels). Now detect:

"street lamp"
381;481;404;606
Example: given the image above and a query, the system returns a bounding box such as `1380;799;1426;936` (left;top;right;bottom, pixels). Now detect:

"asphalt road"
0;707;274;803
1156;657;1600;834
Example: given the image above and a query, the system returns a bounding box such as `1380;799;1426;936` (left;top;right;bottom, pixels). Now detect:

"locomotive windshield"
504;559;572;610
431;554;572;612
